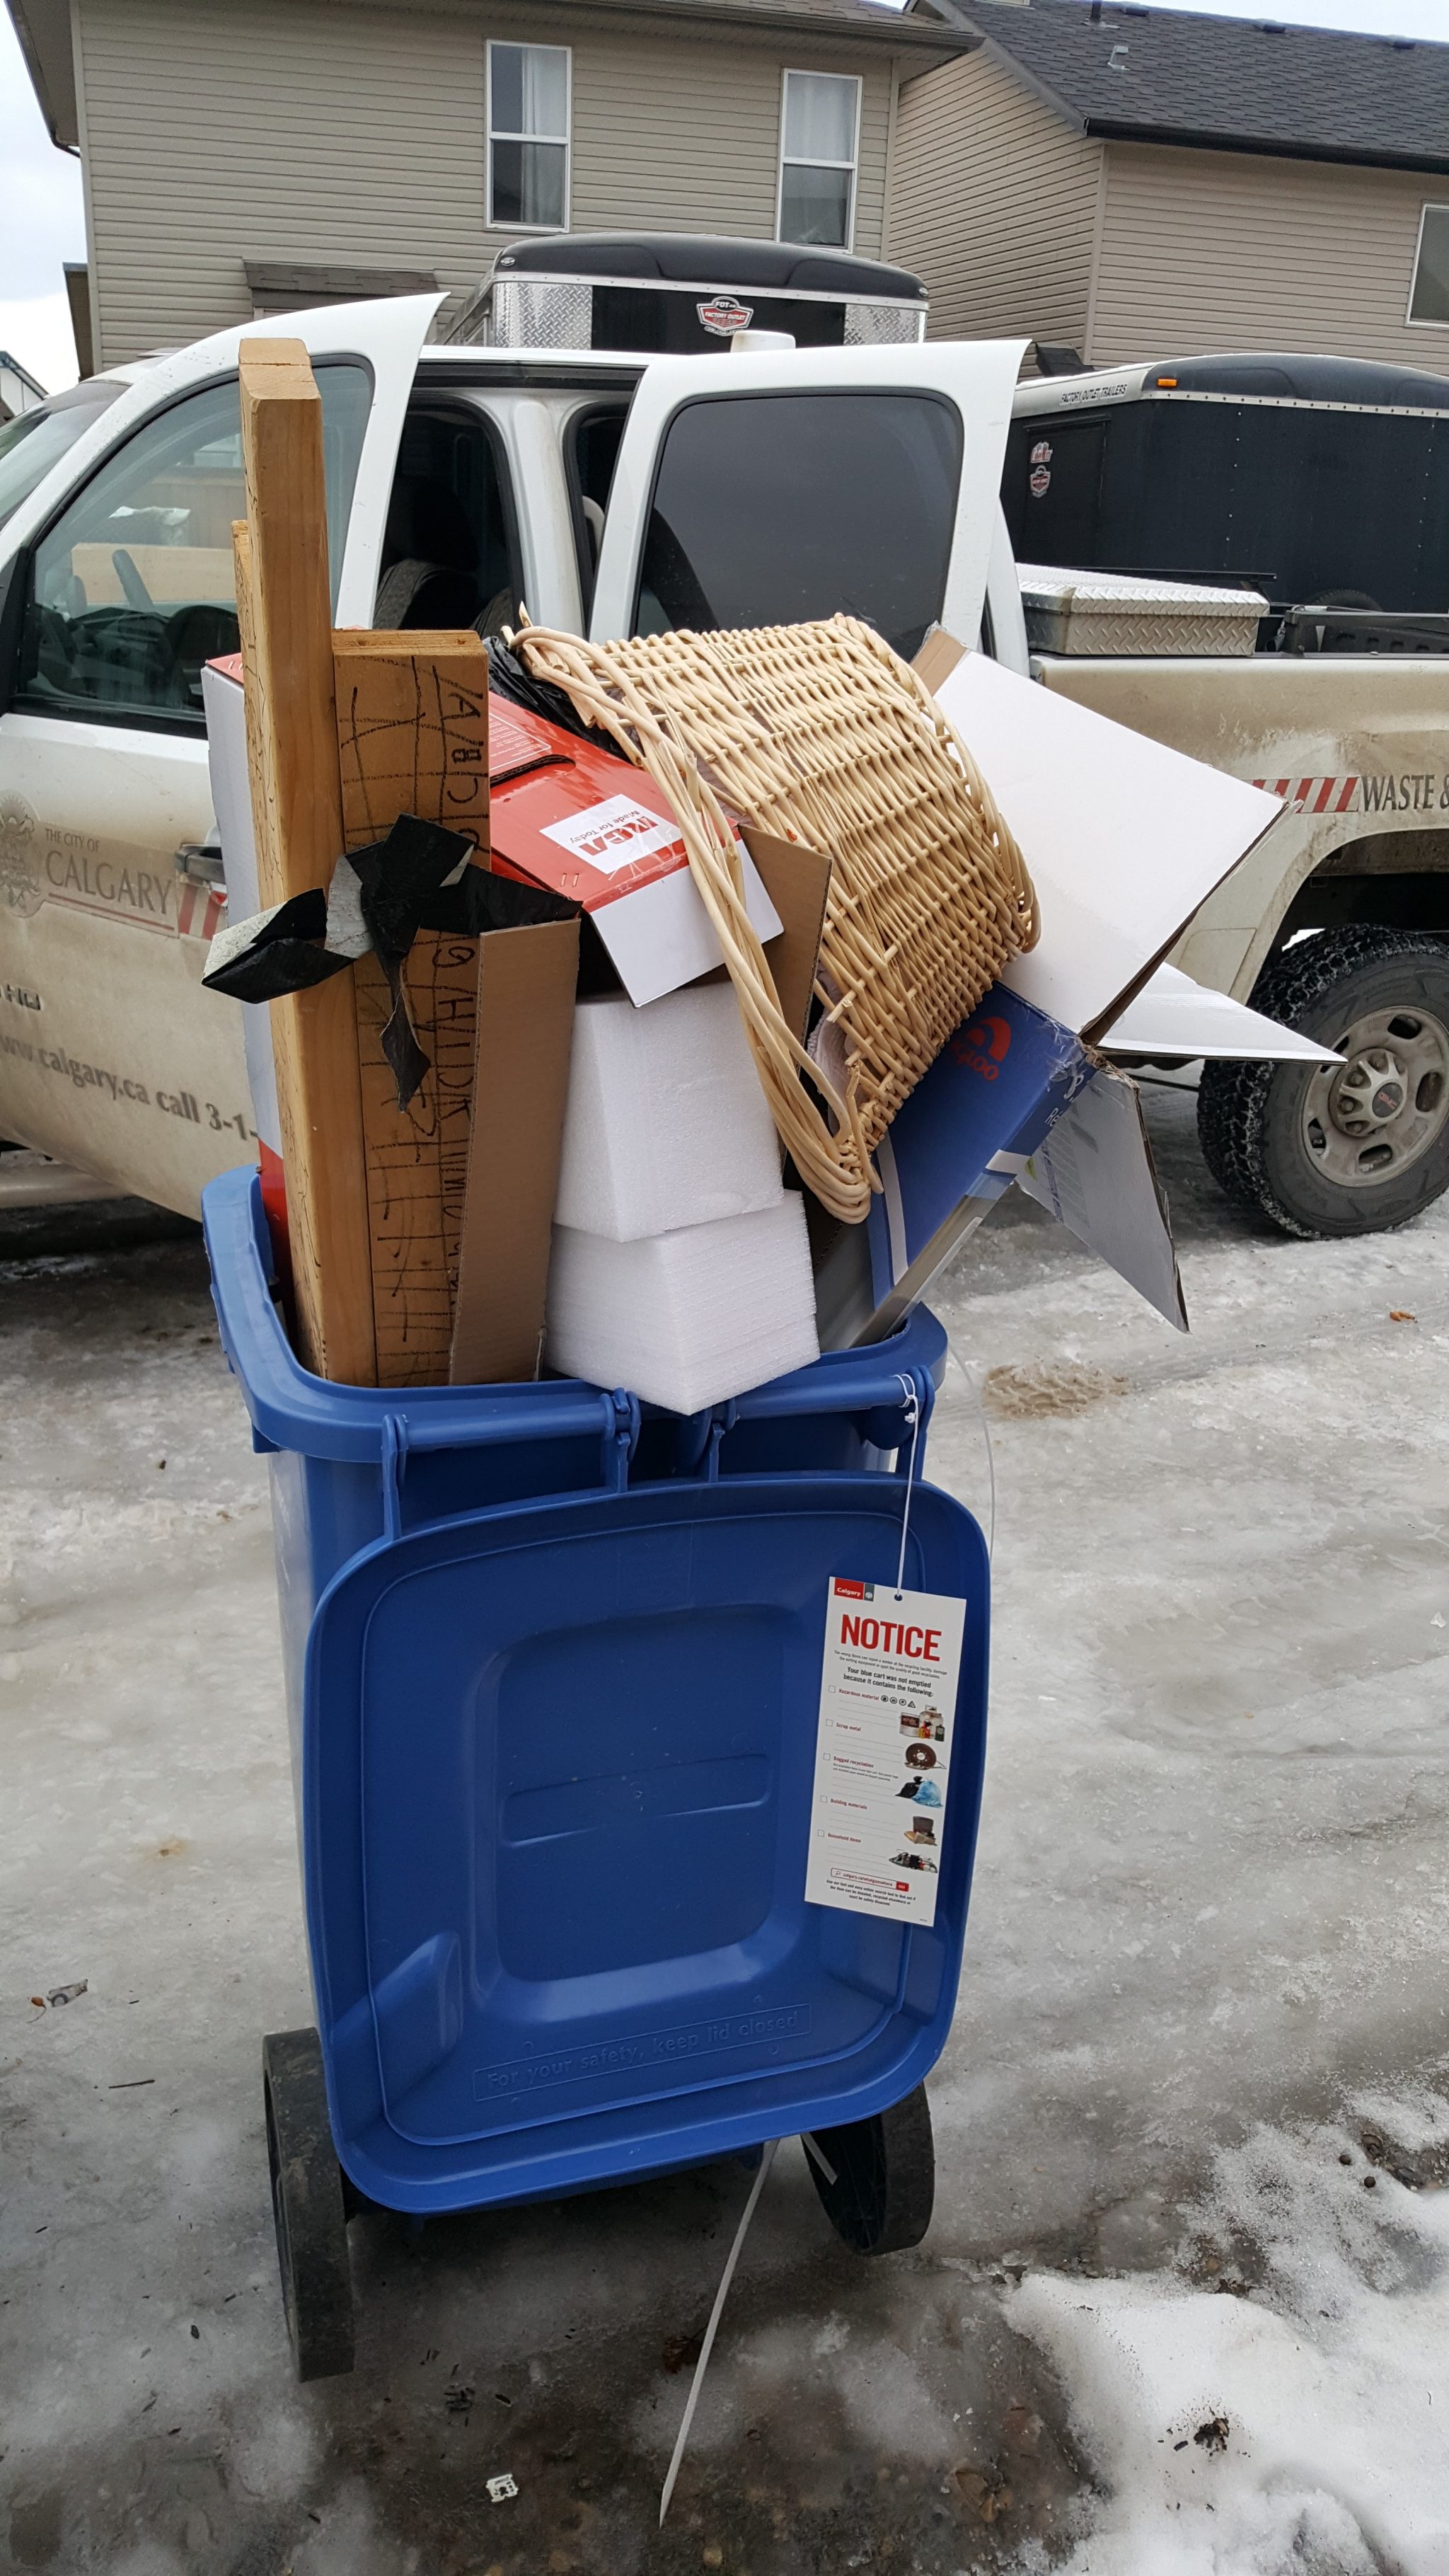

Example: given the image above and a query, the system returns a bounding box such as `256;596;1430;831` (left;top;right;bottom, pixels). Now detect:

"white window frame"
775;68;862;253
1406;202;1449;328
487;40;572;234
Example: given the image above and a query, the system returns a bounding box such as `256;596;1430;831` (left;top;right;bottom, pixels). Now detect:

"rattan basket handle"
512;620;877;1222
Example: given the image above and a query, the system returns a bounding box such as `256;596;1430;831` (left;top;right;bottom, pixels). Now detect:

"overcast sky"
1;0;1445;394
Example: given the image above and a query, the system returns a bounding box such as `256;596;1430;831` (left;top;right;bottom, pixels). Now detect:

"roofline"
6;0;76;148
1083;118;1449;180
913;3;1449;180
565;0;967;44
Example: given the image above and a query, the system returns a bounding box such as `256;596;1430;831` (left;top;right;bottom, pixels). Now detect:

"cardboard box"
487;701;783;1006
815;982;1190;1345
814;984;1091;1346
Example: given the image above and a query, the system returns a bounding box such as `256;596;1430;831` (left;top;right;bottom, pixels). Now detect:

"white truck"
1;252;1445;1240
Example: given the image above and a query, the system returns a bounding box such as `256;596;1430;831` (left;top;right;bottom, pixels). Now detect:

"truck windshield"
635;389;962;660
0;383;125;531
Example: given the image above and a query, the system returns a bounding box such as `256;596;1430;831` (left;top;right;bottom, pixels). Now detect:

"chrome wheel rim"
1300;1001;1449;1188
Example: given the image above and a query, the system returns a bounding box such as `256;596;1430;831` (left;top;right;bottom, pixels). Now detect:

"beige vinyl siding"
886;48;1099;352
74;0;896;369
1090;144;1449;379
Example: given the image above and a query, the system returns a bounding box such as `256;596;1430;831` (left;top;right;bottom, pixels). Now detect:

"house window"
778;71;860;250
488;42;570;230
1409;206;1449;325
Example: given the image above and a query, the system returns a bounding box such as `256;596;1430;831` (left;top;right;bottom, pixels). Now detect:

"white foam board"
1099;961;1342;1062
555;985;783;1241
926;647;1283;1037
202;657;280;1158
545;1196;819;1414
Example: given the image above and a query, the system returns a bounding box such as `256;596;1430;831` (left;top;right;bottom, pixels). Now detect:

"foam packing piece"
546;1196;819;1415
554;986;783;1243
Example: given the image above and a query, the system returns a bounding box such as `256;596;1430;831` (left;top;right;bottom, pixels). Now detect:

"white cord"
893;1374;923;1597
659;2140;780;2527
947;1345;995;1562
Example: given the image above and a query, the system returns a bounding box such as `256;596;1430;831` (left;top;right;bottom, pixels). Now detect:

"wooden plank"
236;340;376;1384
332;631;490;1388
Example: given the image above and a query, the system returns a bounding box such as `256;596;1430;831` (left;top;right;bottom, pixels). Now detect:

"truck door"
587;340;1025;657
0;296;441;1212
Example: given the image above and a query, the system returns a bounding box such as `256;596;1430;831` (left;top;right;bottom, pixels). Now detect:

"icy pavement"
2;1088;1448;2574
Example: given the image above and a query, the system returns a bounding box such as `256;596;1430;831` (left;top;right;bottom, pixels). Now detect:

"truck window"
376;403;519;637
567;403;627;614
0;381;125;531
14;363;370;728
634;390;962;660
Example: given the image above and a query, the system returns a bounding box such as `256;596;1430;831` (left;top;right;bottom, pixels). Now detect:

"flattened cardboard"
917;633;1283;1039
1102;961;1343;1062
741;826;833;1050
449;917;579;1386
1018;1064;1189;1333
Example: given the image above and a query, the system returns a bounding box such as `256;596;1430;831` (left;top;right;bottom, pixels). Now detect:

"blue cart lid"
303;1471;988;2212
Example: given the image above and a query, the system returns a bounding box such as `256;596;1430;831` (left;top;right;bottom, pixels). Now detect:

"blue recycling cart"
202;1166;991;2380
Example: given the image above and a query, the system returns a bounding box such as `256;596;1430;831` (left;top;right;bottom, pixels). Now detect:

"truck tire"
1197;926;1449;1238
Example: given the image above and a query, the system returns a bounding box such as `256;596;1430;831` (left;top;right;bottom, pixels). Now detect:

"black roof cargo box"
451;233;928;355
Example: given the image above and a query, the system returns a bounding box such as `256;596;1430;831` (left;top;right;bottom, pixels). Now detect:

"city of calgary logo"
952;1013;1012;1081
698;295;754;337
0;792;44;917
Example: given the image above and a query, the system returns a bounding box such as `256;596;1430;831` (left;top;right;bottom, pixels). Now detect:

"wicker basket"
512;615;1037;1224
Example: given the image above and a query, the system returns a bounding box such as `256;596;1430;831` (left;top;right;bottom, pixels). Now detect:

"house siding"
74;0;899;368
886;47;1100;353
1090;143;1449;379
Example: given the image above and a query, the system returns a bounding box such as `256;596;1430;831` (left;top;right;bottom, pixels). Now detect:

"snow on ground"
1008;2086;1449;2575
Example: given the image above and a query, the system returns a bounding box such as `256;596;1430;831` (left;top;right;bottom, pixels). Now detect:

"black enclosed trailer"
1005;353;1449;640
450;232;928;356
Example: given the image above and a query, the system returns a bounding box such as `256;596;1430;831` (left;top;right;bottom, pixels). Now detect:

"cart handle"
697;1359;936;1478
379;1388;640;1543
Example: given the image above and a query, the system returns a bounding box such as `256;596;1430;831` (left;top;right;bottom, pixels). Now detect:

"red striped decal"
175;881;197;937
202;889;225;940
1337;777;1359;812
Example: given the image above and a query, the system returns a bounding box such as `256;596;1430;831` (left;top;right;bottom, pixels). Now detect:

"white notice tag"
804;1577;966;1927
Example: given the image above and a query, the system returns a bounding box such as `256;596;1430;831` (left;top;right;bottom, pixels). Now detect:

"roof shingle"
932;0;1449;175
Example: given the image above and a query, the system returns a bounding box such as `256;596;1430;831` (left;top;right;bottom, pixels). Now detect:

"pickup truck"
1;279;1445;1242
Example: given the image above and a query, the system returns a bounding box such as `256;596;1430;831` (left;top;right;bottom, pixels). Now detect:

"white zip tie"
659;2139;779;2528
800;2130;838;2186
893;1374;923;1597
946;1345;995;1563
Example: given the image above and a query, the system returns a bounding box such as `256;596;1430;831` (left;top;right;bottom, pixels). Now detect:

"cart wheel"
262;2028;355;2381
804;2083;935;2255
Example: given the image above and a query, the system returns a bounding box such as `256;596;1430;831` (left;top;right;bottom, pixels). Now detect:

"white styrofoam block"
545;1195;819;1414
553;985;783;1243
